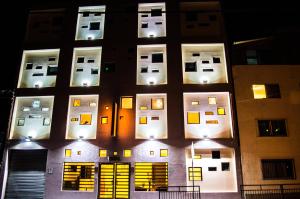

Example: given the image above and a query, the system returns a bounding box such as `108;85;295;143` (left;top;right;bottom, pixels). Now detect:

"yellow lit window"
139;116;147;124
205;111;214;115
187;112;200;124
71;118;79;122
208;97;217;105
140;106;148;110
151;98;164;110
217;107;225;115
206;120;219;124
101;116;108;124
80;113;92;125
252;84;267;99
194;155;201;159
113;152;118;156
99;149;107;157
89;102;97;107
160;149;168;157
191;101;199;105
65;149;72;157
121;97;133;109
188;167;202;181
73;99;81;107
123;149;132;158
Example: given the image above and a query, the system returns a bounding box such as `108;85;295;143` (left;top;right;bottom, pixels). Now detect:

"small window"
26;63;33;70
65;149;72;157
258;120;287;136
32;100;41;108
188;167;202;181
187;112;200;124
160;149;168;157
152;53;163;63
77;57;85;63
261;159;295;180
246;50;258;65
253;84;281;99
185;62;197;72
139;106;148;110
141;55;148;59
151;9;162;17
155;22;162;25
202;60;209;64
80;114;92;125
36;65;43;69
89;22;100;30
192;53;200;57
47;66;58;76
206;120;218;124
208;97;217;105
73;99;81;107
151;98;164;110
43;118;51;126
139;116;147;124
17;118;25;126
99;149;107;157
203;69;214;72
48;57;56;62
265;84;281;98
141;67;148;73
76;68;83;72
101;116;108;124
151;116;159;120
123;149;132;158
208;167;217;171
87;59;95;63
205;111;214;115
82;12;89;17
113;152;118;156
222;162;230;171
141;23;148;28
150;151;154;156
91;68;98;75
152;68;159;73
217;107;225;115
32;73;43;76
212;151;220;159
213;57;221;63
121;97;133;109
191;101;199;105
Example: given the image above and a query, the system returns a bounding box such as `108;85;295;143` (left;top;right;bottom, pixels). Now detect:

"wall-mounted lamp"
105;105;109;110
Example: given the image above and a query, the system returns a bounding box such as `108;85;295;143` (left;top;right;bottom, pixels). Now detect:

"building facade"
0;1;242;199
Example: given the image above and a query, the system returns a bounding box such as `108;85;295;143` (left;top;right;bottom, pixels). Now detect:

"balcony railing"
241;184;300;199
158;186;201;199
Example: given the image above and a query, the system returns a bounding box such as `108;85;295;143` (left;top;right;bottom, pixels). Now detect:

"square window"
82;12;89;17
212;151;220;159
217;107;225;115
141;23;148;28
77;57;85;63
123;149;132;158
152;53;163;63
151;98;164;110
222;162;230;171
43;118;51;126
77;151;81;155
253;85;266;99
187;112;200;124
26;63;33;70
208;97;217;105
139;116;147;124
17;118;25;126
213;57;221;63
141;67;148;73
185;62;197;72
73;99;81;107
151;9;162;17
265;84;281;98
47;66;58;76
89;22;100;30
113;152;118;156
160;149;168;157
99;149;107;157
188;167;202;181
65;149;72;157
32;100;41;108
91;68;98;75
101;117;108;124
121;97;133;109
80;114;92;125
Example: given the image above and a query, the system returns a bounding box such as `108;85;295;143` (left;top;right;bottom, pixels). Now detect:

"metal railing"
159;186;201;199
241;184;300;199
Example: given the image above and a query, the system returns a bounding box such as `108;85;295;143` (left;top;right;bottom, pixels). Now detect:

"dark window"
198;23;209;27
48;57;56;62
26;63;33;70
202;60;209;64
77;57;85;63
208;167;217;171
103;63;115;73
141;23;148;28
261;159;295;180
47;66;58;76
76;68;83;72
151;9;162;17
222;162;230;171
213;57;221;63
81;25;88;28
186;24;195;29
152;69;159;73
258;120;287;136
32;73;43;76
91;68;98;75
87;59;95;63
94;12;102;16
192;53;200;57
82;12;89;17
203;69;214;72
185;12;197;22
36;66;43;69
265;84;281;98
152;53;163;63
212;151;220;159
246;50;258;65
141;56;148;59
89;22;100;30
141;67;148;73
155;22;162;25
141;14;148;18
185;62;197;72
209;15;217;21
52;16;63;26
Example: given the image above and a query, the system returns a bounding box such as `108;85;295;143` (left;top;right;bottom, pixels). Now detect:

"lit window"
99;149;107;157
208;97;217;105
65;149;72;157
101;116;108;124
217;107;225;115
123;149;132;158
63;162;95;191
80;113;92;125
194;155;201;159
73;99;81;107
252;85;266;99
188;167;202;181
205;111;214;115
113;152;118;156
206;120;218;124
121;97;133;109
17;118;25;126
191;101;199;105
160;149;168;157
139;106;148;110
89;102;97;107
187;112;200;124
151;98;164;110
135;162;168;191
139;116;147;124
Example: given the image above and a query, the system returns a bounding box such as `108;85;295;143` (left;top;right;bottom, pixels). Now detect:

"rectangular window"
185;62;197;72
208;167;217;171
246;50;258;65
47;66;58;76
208;97;217;105
187;112;200;124
151;98;164;110
80;114;92;125
43;118;51;126
65;149;72;157
77;57;85;63
261;159;295;180
152;53;163;63
160;149;168;157
253;84;281;99
26;63;33;70
222;162;230;171
141;67;148;73
101;116;108;124
73;99;81;107
188;167;202;181
139;116;147;124
151;9;162;17
212;150;220;159
217;107;225;115
99;149;107;157
123;149;132;158
258;120;287;136
191;101;200;105
139;106;148;110
63;162;95;191
135;162;168;191
121;97;133;109
91;68;98;75
89;22;100;30
213;57;221;63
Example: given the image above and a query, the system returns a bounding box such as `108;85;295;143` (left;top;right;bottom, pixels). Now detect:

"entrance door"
98;163;130;199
